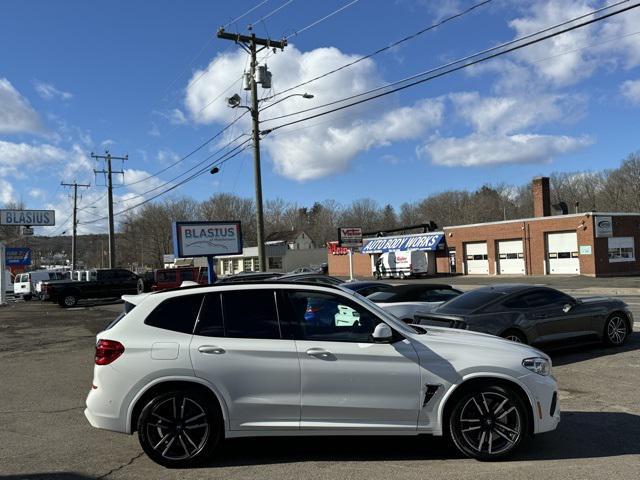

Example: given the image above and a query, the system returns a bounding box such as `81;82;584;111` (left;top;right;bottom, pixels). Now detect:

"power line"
284;0;361;40
81;140;253;224
224;0;270;29
119;133;249;201
261;0;494;104
250;0;295;28
123;110;249;188
262;0;639;127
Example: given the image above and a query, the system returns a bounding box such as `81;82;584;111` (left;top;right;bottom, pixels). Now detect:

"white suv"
85;282;560;467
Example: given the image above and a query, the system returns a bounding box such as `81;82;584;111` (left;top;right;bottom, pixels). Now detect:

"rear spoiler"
122;293;151;306
414;312;467;330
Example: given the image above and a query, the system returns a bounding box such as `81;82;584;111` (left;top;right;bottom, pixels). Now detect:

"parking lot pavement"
1;301;639;480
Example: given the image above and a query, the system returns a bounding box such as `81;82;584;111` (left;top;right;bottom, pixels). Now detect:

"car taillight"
95;339;125;365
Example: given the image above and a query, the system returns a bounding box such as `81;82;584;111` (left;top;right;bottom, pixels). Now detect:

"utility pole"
92;151;127;268
217;28;286;271
61;181;90;271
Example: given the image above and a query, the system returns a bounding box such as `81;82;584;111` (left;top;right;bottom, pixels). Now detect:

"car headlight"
522;357;551;376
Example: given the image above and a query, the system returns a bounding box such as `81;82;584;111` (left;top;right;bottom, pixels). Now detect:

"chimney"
532;176;551;217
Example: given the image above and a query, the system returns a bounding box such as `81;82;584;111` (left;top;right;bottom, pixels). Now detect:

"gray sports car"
415;284;633;347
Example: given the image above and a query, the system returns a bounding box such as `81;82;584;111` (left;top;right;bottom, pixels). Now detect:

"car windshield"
436;289;508;314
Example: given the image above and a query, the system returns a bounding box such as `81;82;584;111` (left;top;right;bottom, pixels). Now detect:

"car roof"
388;283;456;293
150;280;346;295
471;284;535;294
341;281;391;289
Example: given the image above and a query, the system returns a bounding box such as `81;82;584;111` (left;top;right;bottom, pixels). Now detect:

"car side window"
283;290;383;343
420;289;459;302
181;270;194;282
504;289;571;309
145;293;205;334
222;290;281;339
195;293;224;337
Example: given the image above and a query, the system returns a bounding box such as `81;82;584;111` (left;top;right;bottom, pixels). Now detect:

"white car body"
14;270;65;298
376;251;430;278
85;283;560;465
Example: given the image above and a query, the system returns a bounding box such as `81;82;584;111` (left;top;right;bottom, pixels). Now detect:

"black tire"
137;278;145;294
374;272;382;280
500;330;527;344
58;292;78;308
137;390;222;468
603;313;630;347
448;385;529;461
23;294;32;301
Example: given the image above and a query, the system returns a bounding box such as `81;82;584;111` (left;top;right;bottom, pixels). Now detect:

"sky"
1;0;640;235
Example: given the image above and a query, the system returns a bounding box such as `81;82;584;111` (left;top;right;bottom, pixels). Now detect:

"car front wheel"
448;385;529;460
59;293;78;308
137;390;222;468
603;314;629;346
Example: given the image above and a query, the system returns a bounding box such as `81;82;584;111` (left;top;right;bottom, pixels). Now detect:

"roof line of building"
442;211;640;230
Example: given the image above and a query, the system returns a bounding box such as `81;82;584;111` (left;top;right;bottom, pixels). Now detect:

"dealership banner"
361;233;444;253
173;221;242;258
5;247;31;266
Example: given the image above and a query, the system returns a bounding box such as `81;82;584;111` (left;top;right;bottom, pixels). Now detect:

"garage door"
497;240;525;275
547;232;580;274
465;242;489;275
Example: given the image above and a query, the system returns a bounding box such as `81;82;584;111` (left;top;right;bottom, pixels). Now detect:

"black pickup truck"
41;268;142;307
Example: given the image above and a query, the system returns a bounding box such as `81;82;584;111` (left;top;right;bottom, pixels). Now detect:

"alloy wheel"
144;395;211;461
457;391;523;456
504;334;523;343
607;316;627;345
64;296;76;307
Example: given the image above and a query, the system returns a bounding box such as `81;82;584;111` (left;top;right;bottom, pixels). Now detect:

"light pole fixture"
259;92;314;111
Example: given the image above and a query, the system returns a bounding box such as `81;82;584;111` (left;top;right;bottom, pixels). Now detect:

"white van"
374;251;430;279
14;270;67;300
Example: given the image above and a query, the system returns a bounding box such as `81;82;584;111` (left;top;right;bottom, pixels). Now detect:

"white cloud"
154;108;187;125
0;78;41;134
100;139;116;148
122;169;166;195
185;45;444;180
621;79;640;104
34;81;73;101
419;133;592;167
29;188;46;199
449;91;586;134
0;179;15;203
156;149;180;166
507;1;640;86
0;140;92;180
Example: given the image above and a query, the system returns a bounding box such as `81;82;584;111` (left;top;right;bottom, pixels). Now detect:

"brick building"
443;177;640;277
328;177;640;278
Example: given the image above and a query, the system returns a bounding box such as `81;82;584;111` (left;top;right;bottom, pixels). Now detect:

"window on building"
608;237;635;262
268;257;283;270
243;258;253;272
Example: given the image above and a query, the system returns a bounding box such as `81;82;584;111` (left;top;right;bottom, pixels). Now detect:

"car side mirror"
562;303;573;313
372;323;393;343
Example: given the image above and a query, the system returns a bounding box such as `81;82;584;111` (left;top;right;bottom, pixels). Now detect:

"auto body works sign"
361;233;444;253
173;221;242;258
0;210;55;226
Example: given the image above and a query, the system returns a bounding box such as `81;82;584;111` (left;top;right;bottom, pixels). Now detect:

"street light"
223;90;314;271
259;93;314;112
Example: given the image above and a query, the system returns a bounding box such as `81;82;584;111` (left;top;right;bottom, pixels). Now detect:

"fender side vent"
423;384;442;406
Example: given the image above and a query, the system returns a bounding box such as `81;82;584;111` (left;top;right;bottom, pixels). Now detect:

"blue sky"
1;0;639;234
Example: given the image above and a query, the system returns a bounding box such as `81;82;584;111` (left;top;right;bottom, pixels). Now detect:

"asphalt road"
0;298;639;480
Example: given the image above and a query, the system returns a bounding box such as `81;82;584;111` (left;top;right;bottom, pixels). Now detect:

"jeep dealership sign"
0;210;55;226
173;221;242;258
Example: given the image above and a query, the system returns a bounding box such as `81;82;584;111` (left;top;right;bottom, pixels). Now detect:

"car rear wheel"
448;385;528;460
59;293;78;308
137;390;222;468
23;294;32;301
137;278;145;294
501;330;527;344
603;314;629;346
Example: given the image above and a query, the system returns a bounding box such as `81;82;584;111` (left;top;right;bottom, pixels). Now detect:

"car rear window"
436;289;507;313
145;294;205;334
367;291;398;302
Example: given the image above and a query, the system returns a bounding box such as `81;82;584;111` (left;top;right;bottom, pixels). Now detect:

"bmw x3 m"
85;282;560;467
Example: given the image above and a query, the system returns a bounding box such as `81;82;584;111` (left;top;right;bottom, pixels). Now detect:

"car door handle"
198;346;226;355
306;347;332;358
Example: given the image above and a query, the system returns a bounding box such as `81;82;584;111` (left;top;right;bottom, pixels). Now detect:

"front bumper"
523;373;561;434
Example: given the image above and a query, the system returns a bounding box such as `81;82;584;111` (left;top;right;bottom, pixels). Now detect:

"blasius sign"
173;221;242;258
0;210;55;226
